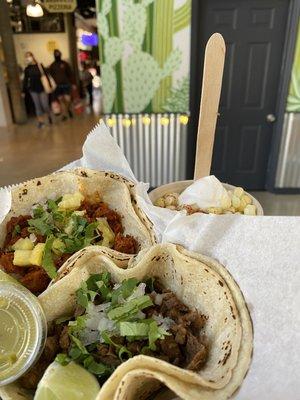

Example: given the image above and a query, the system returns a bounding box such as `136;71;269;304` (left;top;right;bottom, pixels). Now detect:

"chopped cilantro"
55;353;71;366
55;315;72;325
55;274;171;381
145;277;155;292
41;236;57;279
12;224;21;237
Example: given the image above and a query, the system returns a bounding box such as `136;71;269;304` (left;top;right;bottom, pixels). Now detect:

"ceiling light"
26;4;44;18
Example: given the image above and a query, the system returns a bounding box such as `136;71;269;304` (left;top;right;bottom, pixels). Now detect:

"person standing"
49;49;74;120
81;62;93;108
22;52;52;128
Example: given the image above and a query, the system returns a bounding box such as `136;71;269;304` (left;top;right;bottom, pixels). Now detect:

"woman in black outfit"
23;52;52;128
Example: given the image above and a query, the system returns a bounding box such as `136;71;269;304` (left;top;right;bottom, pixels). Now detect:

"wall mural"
97;0;191;113
287;23;300;113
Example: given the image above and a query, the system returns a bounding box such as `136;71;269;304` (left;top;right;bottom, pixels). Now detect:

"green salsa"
0;280;47;386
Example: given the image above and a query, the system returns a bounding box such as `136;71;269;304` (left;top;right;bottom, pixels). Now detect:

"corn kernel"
238;197;249;212
241;194;252;205
231;195;241;209
244;204;257;215
207;207;223;214
233;187;244;198
155;198;165;208
166;205;177;210
221;193;231;209
164;194;177;207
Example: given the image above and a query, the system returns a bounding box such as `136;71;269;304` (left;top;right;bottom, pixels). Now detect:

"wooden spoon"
194;33;226;180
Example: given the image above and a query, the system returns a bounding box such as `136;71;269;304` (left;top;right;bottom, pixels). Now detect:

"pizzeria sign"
43;0;77;13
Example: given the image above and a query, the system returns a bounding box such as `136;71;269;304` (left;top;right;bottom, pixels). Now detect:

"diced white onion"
29;233;37;243
153;293;164;306
153;314;174;331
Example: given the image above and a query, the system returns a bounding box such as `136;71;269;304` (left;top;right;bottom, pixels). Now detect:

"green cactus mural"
163;76;189;112
97;0;191;113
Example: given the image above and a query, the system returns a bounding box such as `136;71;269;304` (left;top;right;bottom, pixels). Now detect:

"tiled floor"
0;113;99;187
0;115;299;216
251;191;300;216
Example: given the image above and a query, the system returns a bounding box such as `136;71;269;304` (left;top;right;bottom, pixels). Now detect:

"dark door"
194;0;289;189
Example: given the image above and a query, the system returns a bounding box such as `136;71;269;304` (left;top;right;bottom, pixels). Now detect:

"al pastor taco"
0;244;252;400
0;169;155;294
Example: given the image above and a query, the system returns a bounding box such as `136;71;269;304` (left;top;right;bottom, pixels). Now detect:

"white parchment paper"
163;214;300;399
1;122;299;399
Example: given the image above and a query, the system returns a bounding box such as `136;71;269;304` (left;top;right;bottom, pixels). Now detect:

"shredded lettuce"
110;278;139;305
148;321;169;351
68;315;87;334
107;295;153;322
119;321;150;337
56;273;172;380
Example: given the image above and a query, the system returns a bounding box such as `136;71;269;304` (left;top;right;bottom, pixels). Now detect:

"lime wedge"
34;361;100;400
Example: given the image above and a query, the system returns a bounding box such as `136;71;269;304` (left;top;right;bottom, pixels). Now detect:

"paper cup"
149;180;264;215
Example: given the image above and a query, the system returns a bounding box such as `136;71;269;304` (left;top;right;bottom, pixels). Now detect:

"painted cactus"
97;0;189;113
121;0;182;112
123;48;182;112
97;0;124;112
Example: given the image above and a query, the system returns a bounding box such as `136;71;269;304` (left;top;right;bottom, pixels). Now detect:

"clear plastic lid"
0;281;47;386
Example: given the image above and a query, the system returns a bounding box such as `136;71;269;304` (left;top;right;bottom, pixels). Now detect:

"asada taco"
0;244;252;400
0;168;155;294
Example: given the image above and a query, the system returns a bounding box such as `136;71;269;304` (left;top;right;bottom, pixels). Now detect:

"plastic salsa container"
0;271;47;386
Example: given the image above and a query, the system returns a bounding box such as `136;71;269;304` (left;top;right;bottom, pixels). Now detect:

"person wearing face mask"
49;49;75;120
22;51;52;128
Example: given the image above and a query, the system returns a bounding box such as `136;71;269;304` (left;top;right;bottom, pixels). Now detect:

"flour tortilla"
0;244;252;400
0;168;156;253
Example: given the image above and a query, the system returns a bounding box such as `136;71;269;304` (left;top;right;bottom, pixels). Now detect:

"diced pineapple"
233;187;244;198
96;218;115;247
52;238;66;256
73;210;86;216
12;238;34;251
231;195;241;209
13;250;32;267
58;192;84;211
29;243;45;266
244;204;257;215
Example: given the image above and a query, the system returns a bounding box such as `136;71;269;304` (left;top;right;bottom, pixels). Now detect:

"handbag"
37;63;56;94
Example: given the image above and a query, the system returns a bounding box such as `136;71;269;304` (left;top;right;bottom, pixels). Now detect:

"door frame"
266;0;300;192
187;0;300;191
